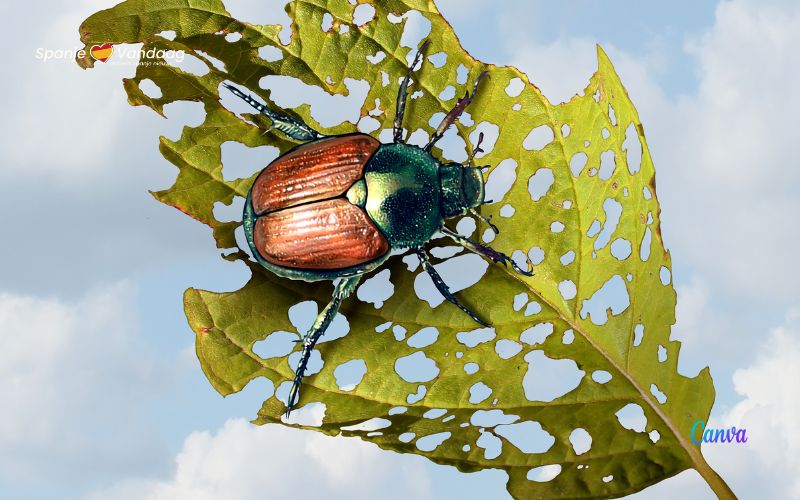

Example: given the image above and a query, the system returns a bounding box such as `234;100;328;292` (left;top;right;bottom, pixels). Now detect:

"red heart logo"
90;43;114;63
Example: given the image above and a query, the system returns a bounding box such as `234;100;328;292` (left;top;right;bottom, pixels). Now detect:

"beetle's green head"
439;162;486;219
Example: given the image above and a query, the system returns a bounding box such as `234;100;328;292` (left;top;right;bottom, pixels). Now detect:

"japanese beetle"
224;41;532;413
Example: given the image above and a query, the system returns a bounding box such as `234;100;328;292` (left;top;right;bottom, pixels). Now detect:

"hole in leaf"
660;266;671;285
633;324;644;346
569;428;592;455
471;409;519;426
253;331;296;360
610;238;632;260
484;159;518;204
560;251;576;266
258;45;283;62
499;204;515;217
523;125;554;151
456;64;468;84
423;408;447;419
428;52;447;67
520;323;554;346
321;12;334;32
464;362;479;375
356;269;394;308
616;403;647;432
495;339;522;359
334;359;367;391
528;168;555;202
353;3;376;25
650;384;667;404
592;370;612;383
570;152;588;176
138;78;162;98
399;432;415;443
495;421;555;453
623;123;642;174
513;293;528;311
505;77;525;97
416;432;451;452
598;150;616;180
640;227;652;261
594;198;622;250
559;280;577;300
393;325;407;341
395;352;439;382
439;85;455;100
457;327;496;348
528;246;545;265
407;385;427;404
523;351;584;402
469;382;493;404
580;275;630;326
528;464;562;482
525;301;542;316
476;430;502;459
341;417;391;432
407;327;439;348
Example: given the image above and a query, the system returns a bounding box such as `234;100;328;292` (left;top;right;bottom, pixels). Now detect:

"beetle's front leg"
416;249;489;327
441;226;534;277
286;275;361;416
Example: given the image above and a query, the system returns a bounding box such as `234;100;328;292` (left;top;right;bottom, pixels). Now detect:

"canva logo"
691;420;748;444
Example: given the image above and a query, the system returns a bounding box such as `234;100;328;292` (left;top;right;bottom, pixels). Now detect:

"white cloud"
0;284;171;489
86;418;435;500
649;0;800;303
700;308;800;498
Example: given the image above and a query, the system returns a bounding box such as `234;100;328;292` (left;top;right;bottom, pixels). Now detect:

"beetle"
223;41;532;414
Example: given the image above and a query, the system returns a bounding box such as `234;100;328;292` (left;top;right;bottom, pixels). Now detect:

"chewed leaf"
77;1;733;499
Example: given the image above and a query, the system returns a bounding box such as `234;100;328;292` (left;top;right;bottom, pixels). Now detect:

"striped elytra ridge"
250;134;390;269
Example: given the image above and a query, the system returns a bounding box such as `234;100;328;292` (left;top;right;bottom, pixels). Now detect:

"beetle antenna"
470;208;499;234
394;40;430;144
425;71;488;152
465;132;485;168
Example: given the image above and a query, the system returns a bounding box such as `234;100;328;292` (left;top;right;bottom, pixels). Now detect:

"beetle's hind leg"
441;227;534;277
286;276;362;416
393;40;430;143
416;249;489;327
222;83;323;143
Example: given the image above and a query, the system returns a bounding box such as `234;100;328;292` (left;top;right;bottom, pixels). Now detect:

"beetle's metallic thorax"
364;143;442;248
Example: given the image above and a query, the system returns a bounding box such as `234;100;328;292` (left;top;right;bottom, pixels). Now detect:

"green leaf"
77;1;734;498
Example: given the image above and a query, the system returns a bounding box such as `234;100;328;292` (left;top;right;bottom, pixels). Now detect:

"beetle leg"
416;249;489;327
222;83;323;143
441;226;534;277
394;40;430;143
286;276;362;416
468;208;499;235
425;71;488;152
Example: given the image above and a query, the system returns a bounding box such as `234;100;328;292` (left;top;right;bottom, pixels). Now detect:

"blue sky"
1;0;799;498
